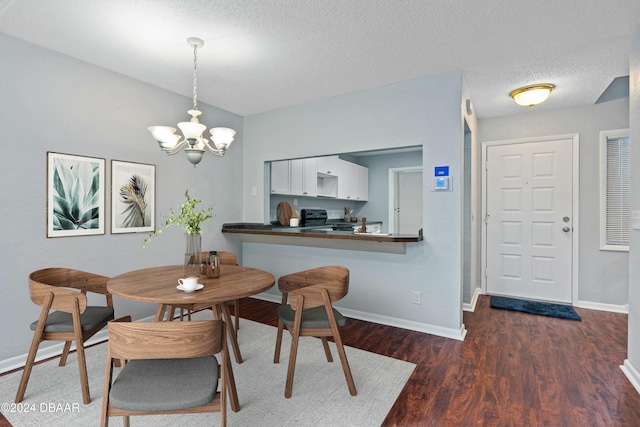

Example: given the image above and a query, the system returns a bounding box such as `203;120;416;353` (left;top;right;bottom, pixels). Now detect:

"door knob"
562;226;571;232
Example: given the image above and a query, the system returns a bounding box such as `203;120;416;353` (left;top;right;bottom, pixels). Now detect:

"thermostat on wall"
434;176;451;191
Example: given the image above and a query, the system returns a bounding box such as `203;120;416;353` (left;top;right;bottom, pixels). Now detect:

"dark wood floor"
3;295;639;426
242;295;640;427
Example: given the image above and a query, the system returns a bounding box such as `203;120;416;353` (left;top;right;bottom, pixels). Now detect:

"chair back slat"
218;251;237;265
288;267;349;311
28;267;116;313
290;281;349;310
108;320;223;360
279;266;349;295
199;251;237;265
28;279;87;313
29;268;110;294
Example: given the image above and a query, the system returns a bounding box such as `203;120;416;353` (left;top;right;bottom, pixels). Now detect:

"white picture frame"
47;152;106;237
110;160;156;234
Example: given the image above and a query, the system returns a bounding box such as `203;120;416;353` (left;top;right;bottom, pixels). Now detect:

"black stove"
300;209;328;227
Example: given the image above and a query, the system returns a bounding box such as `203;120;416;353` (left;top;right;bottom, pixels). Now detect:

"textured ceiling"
1;0;640;118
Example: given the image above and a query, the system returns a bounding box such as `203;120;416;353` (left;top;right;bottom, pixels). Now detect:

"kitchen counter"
222;222;423;254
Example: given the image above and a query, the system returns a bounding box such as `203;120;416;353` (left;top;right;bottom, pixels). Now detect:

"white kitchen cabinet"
356;163;369;201
337;160;368;201
272;156;366;200
337;159;356;200
270;160;290;194
290;158;317;197
317;155;339;176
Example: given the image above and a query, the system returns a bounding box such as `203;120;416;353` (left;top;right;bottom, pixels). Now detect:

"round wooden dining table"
107;264;275;412
108;264;274;306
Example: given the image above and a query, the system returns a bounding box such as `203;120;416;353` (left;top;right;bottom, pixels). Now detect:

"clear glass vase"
184;233;202;277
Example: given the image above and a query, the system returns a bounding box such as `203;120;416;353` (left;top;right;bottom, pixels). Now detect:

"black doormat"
490;296;581;321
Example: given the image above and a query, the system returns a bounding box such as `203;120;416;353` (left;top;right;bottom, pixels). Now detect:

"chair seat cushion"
109;356;218;411
278;304;346;329
30;306;114;332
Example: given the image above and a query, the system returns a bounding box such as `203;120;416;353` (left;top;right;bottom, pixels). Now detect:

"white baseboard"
0;314;157;375
621;359;640;396
463;287;481;312
253;293;467;341
0;331;109;375
576;300;629;314
256;293;282;305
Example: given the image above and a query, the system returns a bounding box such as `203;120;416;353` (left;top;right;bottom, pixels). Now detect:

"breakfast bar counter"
222;223;423;254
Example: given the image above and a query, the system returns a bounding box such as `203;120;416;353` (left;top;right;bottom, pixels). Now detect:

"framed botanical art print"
47;152;106;237
110;160;155;234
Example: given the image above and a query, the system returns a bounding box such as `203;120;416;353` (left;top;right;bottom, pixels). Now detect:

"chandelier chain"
192;44;198;110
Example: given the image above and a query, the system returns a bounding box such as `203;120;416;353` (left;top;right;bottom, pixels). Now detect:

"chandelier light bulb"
210;127;236;149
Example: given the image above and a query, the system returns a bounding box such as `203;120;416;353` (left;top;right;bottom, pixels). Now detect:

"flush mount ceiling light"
148;37;236;167
509;83;555;107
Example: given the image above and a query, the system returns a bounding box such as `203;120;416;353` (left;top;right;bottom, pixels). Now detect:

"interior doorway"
389;167;423;234
463;120;472;305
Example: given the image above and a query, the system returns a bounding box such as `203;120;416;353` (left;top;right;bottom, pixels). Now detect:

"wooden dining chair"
101;319;228;427
273;266;357;398
15;268;121;405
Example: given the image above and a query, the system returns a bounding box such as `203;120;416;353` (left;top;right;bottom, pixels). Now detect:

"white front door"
486;138;573;303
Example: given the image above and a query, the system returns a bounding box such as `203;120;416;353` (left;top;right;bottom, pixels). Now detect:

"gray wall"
625;22;640;393
0;34;244;365
239;71;472;339
478;97;630;307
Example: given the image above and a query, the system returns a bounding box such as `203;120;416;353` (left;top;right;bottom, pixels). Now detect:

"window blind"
605;135;630;246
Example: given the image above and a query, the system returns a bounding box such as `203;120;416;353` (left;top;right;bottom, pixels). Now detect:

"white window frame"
599;128;630;251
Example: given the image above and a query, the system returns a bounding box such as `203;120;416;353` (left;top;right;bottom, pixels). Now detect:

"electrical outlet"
293;198;298;206
412;291;421;304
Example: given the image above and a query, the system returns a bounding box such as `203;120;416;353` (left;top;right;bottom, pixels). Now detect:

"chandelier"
148;37;236;167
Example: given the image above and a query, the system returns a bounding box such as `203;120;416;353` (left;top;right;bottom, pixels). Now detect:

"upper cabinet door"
317;155;339;176
290;159;303;195
290;158;317;197
302;157;318;197
270;160;290;194
337;159;368;201
337;159;355;200
355;163;368;201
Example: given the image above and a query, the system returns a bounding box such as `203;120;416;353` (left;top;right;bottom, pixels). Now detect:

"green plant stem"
142;189;212;248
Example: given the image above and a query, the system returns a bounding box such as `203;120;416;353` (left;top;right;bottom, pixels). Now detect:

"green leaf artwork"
52;157;101;230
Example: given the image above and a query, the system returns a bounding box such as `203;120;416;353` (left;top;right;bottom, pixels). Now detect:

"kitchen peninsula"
222;222;423;254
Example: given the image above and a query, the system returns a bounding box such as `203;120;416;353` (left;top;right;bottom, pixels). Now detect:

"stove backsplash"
269;194;369;223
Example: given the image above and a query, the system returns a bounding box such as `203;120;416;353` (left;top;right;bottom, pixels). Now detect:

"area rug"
490;296;581;321
0;315;415;427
